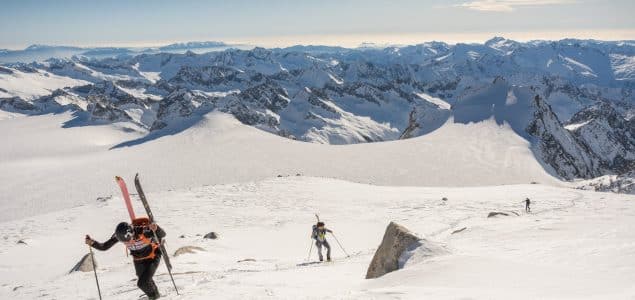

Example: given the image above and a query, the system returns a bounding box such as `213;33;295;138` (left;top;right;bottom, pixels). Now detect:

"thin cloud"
455;0;577;12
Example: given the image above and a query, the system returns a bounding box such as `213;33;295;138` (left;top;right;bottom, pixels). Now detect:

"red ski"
115;176;136;221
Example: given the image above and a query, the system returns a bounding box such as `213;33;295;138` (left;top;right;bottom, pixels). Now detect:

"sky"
0;0;634;49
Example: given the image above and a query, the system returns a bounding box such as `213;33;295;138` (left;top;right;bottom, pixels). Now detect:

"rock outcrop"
526;95;600;179
366;222;421;279
68;253;96;273
566;102;635;175
173;245;205;257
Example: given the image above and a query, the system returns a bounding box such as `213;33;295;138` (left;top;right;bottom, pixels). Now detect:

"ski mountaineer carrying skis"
311;221;333;261
85;218;166;299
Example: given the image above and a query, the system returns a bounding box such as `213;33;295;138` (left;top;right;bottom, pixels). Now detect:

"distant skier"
525;198;531;213
86;219;165;299
311;221;333;261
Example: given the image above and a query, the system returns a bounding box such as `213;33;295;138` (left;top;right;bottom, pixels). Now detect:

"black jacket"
92;225;166;260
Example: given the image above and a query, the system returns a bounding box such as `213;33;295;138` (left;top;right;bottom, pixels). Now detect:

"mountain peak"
485;36;508;44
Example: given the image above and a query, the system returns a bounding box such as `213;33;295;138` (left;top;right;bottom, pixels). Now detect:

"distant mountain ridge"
159;41;228;51
0;41;240;64
0;37;634;185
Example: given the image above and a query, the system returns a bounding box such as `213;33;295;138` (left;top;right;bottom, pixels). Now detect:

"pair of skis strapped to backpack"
115;174;179;295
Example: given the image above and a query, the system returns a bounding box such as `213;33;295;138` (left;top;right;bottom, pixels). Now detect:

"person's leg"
137;257;161;299
324;240;331;260
135;260;152;296
316;241;324;261
146;257;161;299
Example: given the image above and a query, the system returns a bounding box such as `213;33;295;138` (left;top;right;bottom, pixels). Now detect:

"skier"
311;221;333;261
85;219;166;299
525;198;531;213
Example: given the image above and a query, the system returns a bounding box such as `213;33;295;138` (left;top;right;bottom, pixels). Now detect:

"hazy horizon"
1;0;634;50
3;29;635;51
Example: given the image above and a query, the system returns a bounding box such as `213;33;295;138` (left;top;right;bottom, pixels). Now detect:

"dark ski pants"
316;240;331;261
134;256;161;299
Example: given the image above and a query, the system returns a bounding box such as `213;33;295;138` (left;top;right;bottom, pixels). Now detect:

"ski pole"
88;245;103;300
331;233;350;257
158;238;180;295
307;239;314;261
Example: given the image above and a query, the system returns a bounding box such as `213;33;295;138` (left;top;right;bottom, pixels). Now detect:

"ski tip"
115;176;122;181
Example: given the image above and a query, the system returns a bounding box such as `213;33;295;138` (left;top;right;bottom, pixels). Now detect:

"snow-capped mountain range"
0;37;633;184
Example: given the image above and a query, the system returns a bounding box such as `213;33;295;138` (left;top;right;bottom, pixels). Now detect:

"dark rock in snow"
0;97;37;112
203;232;218;239
487;212;510;218
95;196;111;203
451;227;467;234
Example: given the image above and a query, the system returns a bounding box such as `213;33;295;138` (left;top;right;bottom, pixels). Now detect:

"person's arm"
86;234;118;251
326;228;333;233
155;224;166;240
148;223;166;240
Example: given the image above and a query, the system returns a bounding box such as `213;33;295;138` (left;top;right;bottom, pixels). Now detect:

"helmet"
317;222;325;227
115;222;133;242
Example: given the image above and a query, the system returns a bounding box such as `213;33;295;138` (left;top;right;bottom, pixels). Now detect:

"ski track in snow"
1;177;634;299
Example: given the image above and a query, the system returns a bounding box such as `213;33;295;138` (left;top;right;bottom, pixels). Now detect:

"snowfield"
0;68;89;100
0;111;633;299
0;177;634;299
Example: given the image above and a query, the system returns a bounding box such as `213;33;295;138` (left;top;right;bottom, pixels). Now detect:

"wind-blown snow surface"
0;111;559;221
1;177;634;299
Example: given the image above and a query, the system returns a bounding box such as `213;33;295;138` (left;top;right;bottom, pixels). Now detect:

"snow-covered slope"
0;66;89;100
0;111;559;221
0;177;633;299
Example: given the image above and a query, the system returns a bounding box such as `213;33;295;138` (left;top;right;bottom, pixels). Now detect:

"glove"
85;235;94;246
